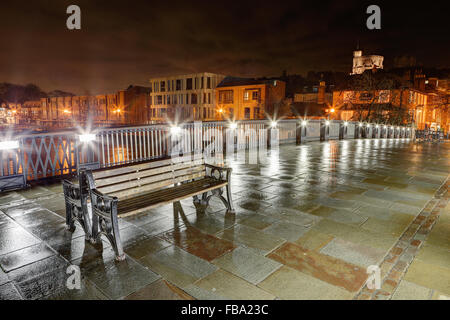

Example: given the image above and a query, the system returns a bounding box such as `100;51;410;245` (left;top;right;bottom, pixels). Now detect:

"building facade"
215;79;286;120
148;72;226;122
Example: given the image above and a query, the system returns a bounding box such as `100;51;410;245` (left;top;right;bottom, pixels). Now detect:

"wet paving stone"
0;268;9;285
187;269;275;300
268;242;367;293
181;210;237;234
41;278;109;300
310;206;368;226
139;245;217;289
72;248;160;300
217;224;285;255
263;221;311;242
0;282;22;300
238;213;279;230
159;225;235;261
12;255;70;300
258;266;353;300
0;242;55;272
125;279;194;300
212;246;282;285
0;226;41;256
320;238;385;268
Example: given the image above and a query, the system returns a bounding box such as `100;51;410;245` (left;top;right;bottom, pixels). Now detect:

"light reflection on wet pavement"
0;139;448;300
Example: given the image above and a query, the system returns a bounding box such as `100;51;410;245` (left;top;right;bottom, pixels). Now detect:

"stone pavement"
0;139;448;300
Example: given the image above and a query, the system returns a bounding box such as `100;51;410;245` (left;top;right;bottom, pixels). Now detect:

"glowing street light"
63;109;71;114
325;120;330;126
301;120;308;126
270;121;277;128
0;140;19;150
343;121;348;126
329;108;335;113
359;123;363;127
218;108;224;113
79;133;96;143
170;126;182;135
375;124;379;128
229;122;237;130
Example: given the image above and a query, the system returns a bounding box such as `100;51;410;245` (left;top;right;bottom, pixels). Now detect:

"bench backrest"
90;155;205;200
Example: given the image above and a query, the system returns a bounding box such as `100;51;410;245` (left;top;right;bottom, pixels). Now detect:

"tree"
337;70;409;124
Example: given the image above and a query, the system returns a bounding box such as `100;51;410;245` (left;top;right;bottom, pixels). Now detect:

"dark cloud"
0;0;448;94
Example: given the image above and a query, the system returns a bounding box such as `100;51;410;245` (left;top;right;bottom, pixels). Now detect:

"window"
254;107;260;118
191;93;198;104
186;78;193;90
252;91;259;101
359;92;373;101
201;77;204;89
186;93;189;104
203;93;207;104
208;93;211;104
203;107;207;119
167;81;170;92
219;90;233;103
207;77;211;89
244;91;249;101
229;108;234;119
167;95;170;104
195;78;198;89
244;108;250;119
156;95;162;105
176;79;181;90
160;81;165;92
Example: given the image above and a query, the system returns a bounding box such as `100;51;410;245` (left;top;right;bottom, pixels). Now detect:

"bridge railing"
0;119;415;191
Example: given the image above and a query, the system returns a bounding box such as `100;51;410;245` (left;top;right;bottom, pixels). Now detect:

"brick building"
215;78;286;120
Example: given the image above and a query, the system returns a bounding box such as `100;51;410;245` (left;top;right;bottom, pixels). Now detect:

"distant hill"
0;83;74;105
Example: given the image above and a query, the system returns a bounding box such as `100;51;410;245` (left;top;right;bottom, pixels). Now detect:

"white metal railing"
0;119;415;190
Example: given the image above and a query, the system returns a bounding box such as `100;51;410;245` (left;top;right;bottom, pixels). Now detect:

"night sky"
0;0;448;95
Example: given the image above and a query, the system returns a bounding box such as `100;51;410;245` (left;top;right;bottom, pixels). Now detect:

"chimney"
318;81;326;104
414;74;426;91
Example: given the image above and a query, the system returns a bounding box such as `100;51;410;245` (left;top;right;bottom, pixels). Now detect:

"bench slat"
118;179;227;217
117;178;222;211
95;159;204;188
98;165;205;195
111;171;206;200
92;158;173;179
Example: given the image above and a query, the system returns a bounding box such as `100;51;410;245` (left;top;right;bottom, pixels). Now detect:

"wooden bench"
76;155;234;261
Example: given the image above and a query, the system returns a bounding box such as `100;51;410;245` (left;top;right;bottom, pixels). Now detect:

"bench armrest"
90;188;119;218
205;164;232;182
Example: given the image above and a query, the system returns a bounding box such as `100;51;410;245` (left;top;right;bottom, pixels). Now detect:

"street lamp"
0;140;19;150
325;120;330;126
229;122;237;130
79;133;96;143
301;120;308;126
170;126;182;135
343;121;348;126
270;121;277;128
